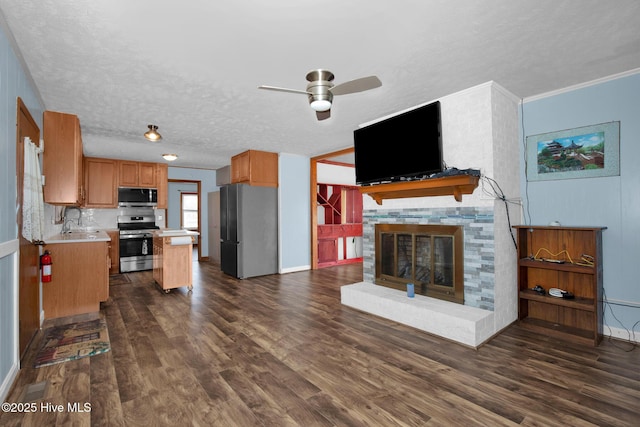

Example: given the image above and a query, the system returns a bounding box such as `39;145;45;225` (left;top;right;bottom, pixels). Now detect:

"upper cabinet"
83;157;117;208
118;160;157;188
231;149;278;187
43;111;84;205
156;163;168;209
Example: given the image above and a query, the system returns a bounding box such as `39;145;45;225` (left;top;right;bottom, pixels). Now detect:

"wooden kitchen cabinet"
153;235;193;292
231;149;278;187
156;163;168;209
84;157;118;208
43;110;84;205
42;241;109;319
107;230;120;274
119;160;157;187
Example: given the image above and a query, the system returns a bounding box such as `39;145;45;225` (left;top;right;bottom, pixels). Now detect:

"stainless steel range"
117;210;159;273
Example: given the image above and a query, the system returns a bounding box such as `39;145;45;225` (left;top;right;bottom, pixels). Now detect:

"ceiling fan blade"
258;85;309;95
316;110;331;121
330;76;381;96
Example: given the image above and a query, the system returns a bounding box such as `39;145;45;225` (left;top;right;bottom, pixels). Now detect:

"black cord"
603;288;638;351
481;175;517;251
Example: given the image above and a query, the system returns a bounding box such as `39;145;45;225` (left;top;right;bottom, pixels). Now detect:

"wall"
0;18;45;400
279;153;311;273
167;167;218;258
317;162;356;185
521;71;640;340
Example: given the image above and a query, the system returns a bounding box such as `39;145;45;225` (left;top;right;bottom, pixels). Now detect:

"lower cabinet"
153;236;193;292
107;230;120;274
42;241;109;319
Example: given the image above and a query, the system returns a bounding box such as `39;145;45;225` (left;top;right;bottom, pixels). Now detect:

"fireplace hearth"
375;223;464;304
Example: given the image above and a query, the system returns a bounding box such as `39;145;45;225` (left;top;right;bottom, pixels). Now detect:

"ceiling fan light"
162;153;178;161
310;99;332;112
144;124;162;141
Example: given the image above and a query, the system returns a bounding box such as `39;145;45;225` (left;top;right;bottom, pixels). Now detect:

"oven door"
119;234;154;272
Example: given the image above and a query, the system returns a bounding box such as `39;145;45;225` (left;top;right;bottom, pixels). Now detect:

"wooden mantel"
359;174;480;204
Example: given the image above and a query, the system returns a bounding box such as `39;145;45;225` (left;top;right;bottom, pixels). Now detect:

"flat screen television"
353;100;443;185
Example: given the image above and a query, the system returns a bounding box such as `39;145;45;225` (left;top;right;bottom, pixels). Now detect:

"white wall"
317;162;356;185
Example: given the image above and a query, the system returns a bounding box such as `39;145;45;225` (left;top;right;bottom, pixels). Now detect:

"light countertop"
45;230;111;244
153;229;200;237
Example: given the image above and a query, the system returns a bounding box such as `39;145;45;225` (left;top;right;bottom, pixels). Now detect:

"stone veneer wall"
363;207;495;311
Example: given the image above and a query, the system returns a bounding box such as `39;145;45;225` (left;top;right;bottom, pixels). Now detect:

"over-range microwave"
118;187;157;207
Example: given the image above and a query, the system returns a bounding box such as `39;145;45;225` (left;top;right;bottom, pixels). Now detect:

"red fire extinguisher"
41;250;52;282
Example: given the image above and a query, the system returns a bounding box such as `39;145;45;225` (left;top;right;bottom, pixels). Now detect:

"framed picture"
526;121;620;181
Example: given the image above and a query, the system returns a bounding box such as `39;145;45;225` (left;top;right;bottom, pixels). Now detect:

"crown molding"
524;68;640;103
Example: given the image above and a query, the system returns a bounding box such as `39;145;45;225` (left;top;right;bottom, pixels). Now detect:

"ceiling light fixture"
306;71;333;112
309;98;332;112
162;154;178;161
144;124;162;141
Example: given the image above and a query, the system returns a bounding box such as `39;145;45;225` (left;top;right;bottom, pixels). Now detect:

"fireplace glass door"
376;224;463;304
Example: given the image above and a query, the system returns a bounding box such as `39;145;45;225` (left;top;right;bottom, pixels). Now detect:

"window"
181;193;198;230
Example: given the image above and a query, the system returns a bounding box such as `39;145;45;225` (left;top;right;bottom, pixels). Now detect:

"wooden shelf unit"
359;174;479;205
513;225;606;346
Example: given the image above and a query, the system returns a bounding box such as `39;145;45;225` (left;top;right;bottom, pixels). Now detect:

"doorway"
310;147;363;269
168;179;202;261
16;98;41;362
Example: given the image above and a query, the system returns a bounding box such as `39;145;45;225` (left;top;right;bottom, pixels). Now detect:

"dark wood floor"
3;260;639;426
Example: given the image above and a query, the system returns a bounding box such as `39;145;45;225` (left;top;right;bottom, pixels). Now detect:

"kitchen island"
43;230;111;319
152;229;198;293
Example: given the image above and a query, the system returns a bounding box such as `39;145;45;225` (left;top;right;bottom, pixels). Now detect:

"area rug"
34;318;110;368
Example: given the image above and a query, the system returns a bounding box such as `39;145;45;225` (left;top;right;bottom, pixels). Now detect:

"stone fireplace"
340;81;521;348
375;223;464;304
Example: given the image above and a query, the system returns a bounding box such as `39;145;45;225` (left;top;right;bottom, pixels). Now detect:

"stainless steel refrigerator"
220;183;278;279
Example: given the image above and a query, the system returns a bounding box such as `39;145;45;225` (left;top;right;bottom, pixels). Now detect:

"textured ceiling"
1;0;639;170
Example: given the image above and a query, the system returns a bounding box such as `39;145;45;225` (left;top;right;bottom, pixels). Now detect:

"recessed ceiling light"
162;153;178;161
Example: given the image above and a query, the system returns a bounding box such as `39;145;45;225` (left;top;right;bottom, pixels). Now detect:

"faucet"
61;206;83;233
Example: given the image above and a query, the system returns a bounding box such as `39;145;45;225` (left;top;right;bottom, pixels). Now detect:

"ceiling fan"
258;69;382;120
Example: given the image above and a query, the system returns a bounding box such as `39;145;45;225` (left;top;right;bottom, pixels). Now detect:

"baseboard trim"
0;361;19;402
280;265;311;274
605;325;640;344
